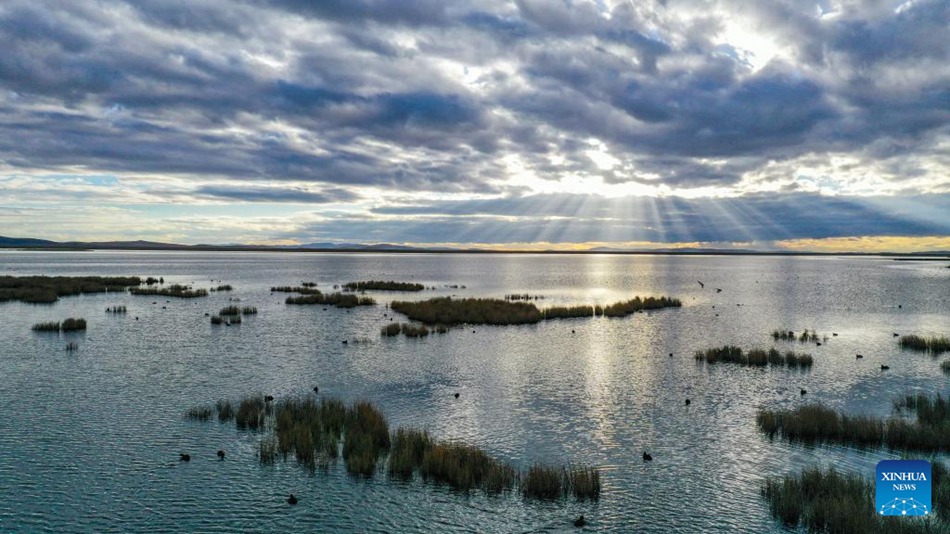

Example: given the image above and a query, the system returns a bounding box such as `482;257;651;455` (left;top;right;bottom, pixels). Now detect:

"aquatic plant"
219;305;241;316
236;394;269;430
0;275;144;304
61;318;87;332
695;346;813;369
286;292;375;308
259;437;278;465
900;335;950;355
216;399;234;422
391;297;543;325
228;315;242;325
400;323;429;338
771;330;796;341
130;284;208;298
32;321;61;332
343;281;425;292
186;405;213;421
381;323;401;336
942;360;950;375
215;284;233;291
521;464;564;499
270;286;321;295
106;305;127;313
565;465;601;500
388;428;433;479
762;464;950;532
757;398;950;451
342;401;391;476
601;296;682;317
210;316;223;325
301;282;317;288
542;305;595;319
241;306;257;315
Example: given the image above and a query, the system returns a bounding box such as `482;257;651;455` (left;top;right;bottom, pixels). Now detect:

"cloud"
0;0;947;245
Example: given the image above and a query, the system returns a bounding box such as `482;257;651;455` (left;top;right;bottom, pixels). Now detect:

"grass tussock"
186;405;213;421
32;321;61;332
695;346;813;368
420;442;516;493
342;402;391;476
216;399;234;422
763;464;950;532
236;394;270;430
130;284;208;298
900;335;950;355
0;275;144;304
757;397;950;452
388;428;433;479
601;296;682;317
344;281;425;292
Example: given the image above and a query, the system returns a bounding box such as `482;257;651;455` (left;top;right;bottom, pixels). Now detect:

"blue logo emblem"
876;460;931;517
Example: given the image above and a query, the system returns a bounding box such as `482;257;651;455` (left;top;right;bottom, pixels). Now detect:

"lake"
0;251;947;532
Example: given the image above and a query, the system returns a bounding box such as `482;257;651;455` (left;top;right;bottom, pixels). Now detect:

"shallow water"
0;251;947;532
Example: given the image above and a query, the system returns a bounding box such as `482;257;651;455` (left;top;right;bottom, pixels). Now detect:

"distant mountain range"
0;235;947;256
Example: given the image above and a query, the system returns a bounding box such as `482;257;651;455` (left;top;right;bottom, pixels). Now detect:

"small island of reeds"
273;285;375;308
130;284;208;298
757;394;950;451
189;394;600;500
32;317;87;332
0;275;144;304
390;296;681;326
343;281;425;292
762;463;950;532
771;329;822;343
694;346;813;368
899;335;950;355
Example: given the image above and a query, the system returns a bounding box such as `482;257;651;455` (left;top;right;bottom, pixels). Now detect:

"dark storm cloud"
0;0;947;231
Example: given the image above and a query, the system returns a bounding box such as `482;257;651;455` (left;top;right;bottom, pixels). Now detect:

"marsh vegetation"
343;281;425;292
0;275;143;304
900;335;950;355
694;346;813;368
130;284;208;298
391;296;681;326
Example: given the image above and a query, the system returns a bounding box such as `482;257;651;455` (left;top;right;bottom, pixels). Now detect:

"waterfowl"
642;452;653;462
685;399;690;406
180;453;190;462
856;354;864;359
800;389;807;396
881;365;890;370
265;395;274;402
287;494;298;505
574;515;586;527
313;386;319;394
217;450;225;460
454;393;460;399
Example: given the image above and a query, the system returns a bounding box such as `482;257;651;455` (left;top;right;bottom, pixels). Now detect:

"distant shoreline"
1;244;948;259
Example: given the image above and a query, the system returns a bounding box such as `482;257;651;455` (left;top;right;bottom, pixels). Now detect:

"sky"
0;0;948;252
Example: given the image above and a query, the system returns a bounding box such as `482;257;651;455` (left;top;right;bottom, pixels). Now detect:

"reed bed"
391;296;682;326
106;305;127;313
219;305;241;316
762;464;950;532
32;321;61;332
381;323;401;336
286;292;375;308
215;284;233;291
192;394;599;500
343;281;425;292
942;360;950;375
757;400;950;451
241;306;257;315
186;405;213;421
542;305;595;319
401;323;429;338
270;286;321;295
61;318;87;332
130;284;208;298
900;335;950;355
601;296;682;317
695;346;813;368
210;315;223;325
236;395;270;430
771;330;796;341
301;282;317;288
391;297;543;325
0;275;144;304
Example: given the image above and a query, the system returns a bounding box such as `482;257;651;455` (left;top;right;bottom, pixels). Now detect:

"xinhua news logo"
876;460;931;517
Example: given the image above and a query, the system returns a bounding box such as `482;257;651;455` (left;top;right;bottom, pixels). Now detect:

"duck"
287;494;298;505
217;450;225;460
573;515;586;527
180;453;190;462
642;452;653;462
